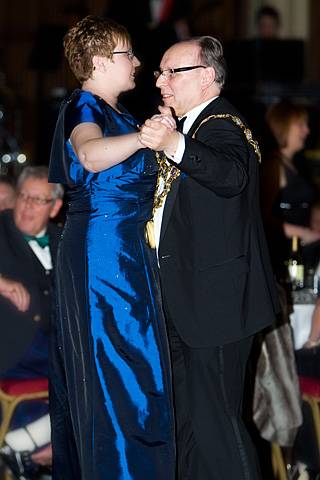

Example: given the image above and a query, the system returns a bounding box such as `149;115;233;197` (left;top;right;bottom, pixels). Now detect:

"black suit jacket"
0;210;61;372
159;97;279;347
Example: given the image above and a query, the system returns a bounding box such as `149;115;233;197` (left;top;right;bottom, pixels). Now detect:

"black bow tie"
176;116;186;133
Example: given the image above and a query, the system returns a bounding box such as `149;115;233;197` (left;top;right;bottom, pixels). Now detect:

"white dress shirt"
27;228;52;270
154;96;219;251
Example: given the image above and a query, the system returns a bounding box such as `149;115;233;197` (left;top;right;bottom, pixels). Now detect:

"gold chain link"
192;113;261;163
145;113;260;248
151;152;181;216
150;113;260;219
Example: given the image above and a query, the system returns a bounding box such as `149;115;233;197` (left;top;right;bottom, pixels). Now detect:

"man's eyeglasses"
153;65;206;81
113;49;135;61
17;192;54;207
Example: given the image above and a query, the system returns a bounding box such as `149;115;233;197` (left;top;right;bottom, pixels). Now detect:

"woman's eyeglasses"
113;49;135;61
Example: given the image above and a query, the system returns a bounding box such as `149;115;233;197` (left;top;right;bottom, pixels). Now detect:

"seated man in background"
0;177;16;211
0;166;63;479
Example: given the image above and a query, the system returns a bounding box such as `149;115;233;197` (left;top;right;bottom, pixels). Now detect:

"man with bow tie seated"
0;165;63;478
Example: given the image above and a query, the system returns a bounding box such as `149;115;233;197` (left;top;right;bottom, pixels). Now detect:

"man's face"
14;177;62;235
156;43;207;117
258;15;279;39
0;183;16;211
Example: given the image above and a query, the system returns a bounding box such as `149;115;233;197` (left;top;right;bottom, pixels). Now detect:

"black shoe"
0;446;40;479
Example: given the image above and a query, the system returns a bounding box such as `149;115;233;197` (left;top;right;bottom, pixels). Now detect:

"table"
290;289;317;350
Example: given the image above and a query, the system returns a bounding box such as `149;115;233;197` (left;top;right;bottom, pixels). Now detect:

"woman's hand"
139;119;180;155
283;223;320;245
303;339;320;349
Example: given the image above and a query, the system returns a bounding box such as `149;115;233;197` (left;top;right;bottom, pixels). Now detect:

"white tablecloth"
290;304;314;350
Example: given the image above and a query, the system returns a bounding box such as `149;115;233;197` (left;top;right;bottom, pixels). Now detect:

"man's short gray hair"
17;166;64;200
194;36;227;89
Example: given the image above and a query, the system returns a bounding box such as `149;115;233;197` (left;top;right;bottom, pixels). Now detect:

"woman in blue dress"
48;15;175;479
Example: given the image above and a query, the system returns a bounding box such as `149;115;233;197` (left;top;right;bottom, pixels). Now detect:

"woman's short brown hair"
63;15;131;83
266;100;308;149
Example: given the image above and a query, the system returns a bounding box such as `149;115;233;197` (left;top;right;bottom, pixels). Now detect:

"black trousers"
166;317;261;480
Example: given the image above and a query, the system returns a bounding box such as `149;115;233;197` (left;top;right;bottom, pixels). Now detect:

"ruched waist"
66;195;153;224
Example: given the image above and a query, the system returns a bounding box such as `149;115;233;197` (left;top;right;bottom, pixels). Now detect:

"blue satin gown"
48;90;175;479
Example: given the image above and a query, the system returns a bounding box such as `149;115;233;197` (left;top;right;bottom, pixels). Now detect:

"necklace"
144;152;181;249
144;113;261;248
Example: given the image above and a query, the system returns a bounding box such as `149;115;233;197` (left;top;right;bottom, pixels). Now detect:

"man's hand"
140;118;180;155
0;276;30;312
150;113;176;131
140;104;181;154
32;444;52;466
150;106;176;131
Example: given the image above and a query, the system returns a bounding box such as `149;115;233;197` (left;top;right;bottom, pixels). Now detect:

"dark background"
1;0;320;172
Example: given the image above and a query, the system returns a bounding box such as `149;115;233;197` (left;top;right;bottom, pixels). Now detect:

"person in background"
140;35;279;480
0;166;63;479
255;5;281;39
301;299;320;350
261;101;320;479
260;100;320;282
310;201;320;234
304;201;320;271
293;293;320;478
0;176;16;211
48;15;175;479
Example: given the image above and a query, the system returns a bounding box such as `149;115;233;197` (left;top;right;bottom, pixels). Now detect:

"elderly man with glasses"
0;166;63;478
140;36;279;479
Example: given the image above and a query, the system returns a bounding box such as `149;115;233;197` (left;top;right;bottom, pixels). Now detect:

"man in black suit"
0;166;63;377
140;36;279;479
0;167;63;476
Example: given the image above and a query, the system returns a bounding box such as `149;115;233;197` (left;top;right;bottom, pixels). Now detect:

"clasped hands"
139;106;181;156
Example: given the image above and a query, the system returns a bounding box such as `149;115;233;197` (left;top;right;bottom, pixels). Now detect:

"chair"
271;443;288;480
0;378;48;448
299;376;320;451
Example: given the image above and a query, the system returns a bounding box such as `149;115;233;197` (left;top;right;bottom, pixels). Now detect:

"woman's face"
109;39;140;93
287;116;309;154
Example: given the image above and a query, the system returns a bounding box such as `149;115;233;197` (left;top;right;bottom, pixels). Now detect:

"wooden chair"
299;376;320;451
0;378;48;448
271;443;288;480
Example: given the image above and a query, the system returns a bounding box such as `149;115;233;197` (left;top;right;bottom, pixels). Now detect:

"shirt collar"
180;96;219;134
35;228;46;238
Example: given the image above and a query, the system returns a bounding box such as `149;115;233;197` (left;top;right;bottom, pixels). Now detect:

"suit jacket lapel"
160;175;181;243
7;212;57;272
47;223;60;268
5;212;34;264
159;97;224;243
187;96;223;137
